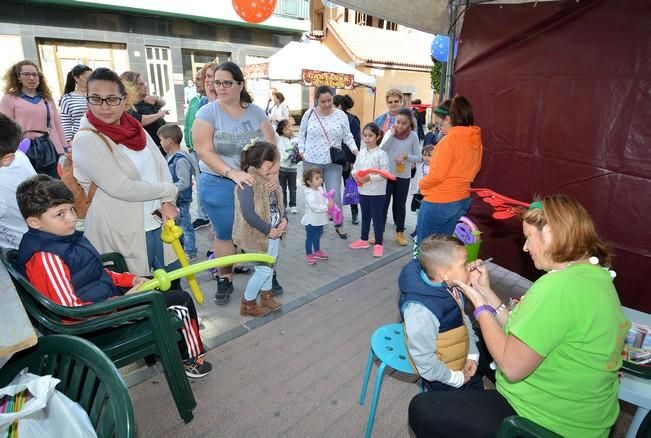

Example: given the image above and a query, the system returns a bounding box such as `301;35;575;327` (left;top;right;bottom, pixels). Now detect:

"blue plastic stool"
359;323;420;438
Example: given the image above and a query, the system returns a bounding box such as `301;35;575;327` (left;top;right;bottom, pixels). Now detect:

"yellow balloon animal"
137;220;275;305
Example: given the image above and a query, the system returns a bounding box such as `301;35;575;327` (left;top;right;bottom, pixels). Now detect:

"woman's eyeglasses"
19;72;39;78
213;80;241;88
86;95;125;106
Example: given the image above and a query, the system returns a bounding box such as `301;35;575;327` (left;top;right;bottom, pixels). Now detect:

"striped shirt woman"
59;64;92;143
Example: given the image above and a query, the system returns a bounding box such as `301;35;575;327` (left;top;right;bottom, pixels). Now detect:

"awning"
243;41;376;88
327;0;562;35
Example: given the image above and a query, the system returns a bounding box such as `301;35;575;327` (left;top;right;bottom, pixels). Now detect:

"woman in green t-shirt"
408;194;630;438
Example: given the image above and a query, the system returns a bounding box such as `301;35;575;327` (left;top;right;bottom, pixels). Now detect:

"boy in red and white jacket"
15;175;211;378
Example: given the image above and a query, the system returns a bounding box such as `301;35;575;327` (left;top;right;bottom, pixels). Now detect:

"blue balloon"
431;35;458;62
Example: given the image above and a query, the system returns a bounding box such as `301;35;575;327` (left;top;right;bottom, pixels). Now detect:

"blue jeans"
305;225;324;255
243;238;280;301
145;228;182;272
199;173;235;241
416;197;472;244
177;203;196;258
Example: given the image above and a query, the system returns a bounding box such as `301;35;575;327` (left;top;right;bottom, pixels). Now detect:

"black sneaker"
192;218;210;230
352;213;359;225
215;277;233;305
234;265;252;274
271;271;284;296
184;357;212;379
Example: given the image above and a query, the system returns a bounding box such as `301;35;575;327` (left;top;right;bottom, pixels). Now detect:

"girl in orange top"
416;96;482;249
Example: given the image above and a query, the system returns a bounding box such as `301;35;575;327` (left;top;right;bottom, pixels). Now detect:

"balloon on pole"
233;0;277;24
431;35;458;62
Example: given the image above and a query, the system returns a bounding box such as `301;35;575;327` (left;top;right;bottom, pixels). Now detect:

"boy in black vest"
398;234;483;391
15;175;211;378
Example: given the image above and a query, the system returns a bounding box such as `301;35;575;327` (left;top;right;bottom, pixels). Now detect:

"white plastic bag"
0;372;96;438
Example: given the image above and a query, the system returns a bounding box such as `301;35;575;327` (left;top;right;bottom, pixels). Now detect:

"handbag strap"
312;109;331;145
23;99;51;135
43;99;51;129
78;128;113;152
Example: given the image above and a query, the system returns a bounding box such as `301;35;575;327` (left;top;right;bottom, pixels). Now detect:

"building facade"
0;0;310;122
310;1;434;125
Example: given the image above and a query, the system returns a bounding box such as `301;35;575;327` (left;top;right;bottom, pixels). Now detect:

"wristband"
495;303;507;315
473;304;496;320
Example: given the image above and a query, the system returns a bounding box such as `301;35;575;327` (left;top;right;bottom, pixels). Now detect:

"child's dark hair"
422;145;434;156
63;64;92;95
397;107;415;130
303;168;322;186
362;122;383;145
16;175;75;220
419;234;466;275
240;141;277;172
157;123;183;144
0;113;23;158
276;119;291;136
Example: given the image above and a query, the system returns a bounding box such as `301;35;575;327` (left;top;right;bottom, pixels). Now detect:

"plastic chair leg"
626;407;650;438
157;343;196;423
359;350;375;405
365;362;387;438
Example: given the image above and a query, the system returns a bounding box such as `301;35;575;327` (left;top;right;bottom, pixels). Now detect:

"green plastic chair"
496;416;562;438
1;249;196;423
0;335;135;438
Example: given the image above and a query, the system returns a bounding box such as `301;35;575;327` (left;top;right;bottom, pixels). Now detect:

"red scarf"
394;127;411;140
85;111;147;151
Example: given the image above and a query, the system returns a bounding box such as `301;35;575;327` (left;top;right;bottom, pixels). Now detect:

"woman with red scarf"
72;68;179;276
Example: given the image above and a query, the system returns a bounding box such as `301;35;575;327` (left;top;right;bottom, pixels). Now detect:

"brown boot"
260;290;282;311
240;298;271;317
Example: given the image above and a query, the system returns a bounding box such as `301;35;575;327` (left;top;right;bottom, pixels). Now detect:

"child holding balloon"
350;122;390;257
15;175;212;378
301;167;332;265
233;141;287;317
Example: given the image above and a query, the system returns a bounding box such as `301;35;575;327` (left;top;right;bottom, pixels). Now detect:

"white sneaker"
290;207;298;214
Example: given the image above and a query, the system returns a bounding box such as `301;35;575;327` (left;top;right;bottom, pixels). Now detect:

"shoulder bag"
23;100;59;176
312;109;347;166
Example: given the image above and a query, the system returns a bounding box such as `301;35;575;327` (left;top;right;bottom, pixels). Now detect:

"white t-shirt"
0;151;36;249
122;147;161;232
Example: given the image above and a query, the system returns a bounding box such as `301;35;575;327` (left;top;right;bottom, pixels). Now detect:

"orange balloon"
232;0;277;24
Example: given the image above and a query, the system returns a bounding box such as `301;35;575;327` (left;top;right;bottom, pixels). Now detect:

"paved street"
188;165;426;351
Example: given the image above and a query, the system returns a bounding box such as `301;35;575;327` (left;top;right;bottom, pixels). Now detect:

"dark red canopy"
455;0;651;311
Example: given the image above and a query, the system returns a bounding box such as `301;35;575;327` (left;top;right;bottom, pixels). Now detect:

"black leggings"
383;177;411;232
279;170;297;208
409;390;516;438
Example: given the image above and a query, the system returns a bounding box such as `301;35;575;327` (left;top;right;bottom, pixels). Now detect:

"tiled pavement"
125;169;538;386
185;164;425;350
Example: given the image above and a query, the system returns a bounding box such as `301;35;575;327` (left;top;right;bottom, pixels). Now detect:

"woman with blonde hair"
0;60;67;177
119;70;167;153
374;88;417;134
409;194;630;437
